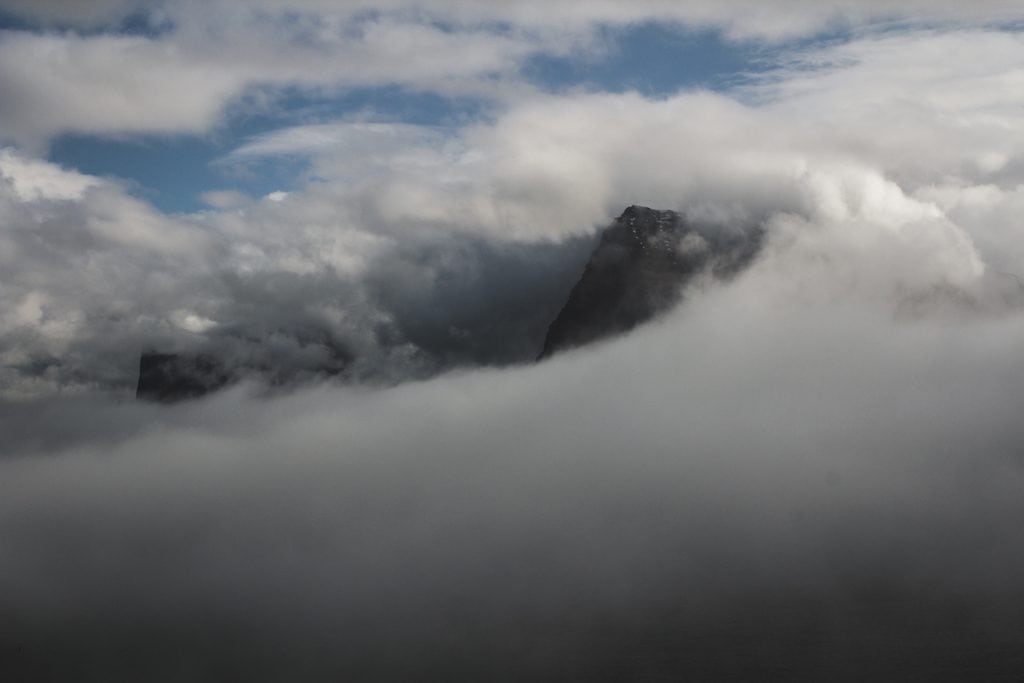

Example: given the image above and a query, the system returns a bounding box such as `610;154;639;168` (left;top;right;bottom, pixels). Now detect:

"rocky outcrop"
539;206;761;359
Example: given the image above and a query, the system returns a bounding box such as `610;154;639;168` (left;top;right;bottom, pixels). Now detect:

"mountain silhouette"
539;205;762;358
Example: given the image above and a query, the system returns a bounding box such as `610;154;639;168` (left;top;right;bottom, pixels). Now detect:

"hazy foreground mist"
4;260;1024;679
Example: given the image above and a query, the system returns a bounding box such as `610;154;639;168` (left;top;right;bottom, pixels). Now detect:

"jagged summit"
538;205;761;359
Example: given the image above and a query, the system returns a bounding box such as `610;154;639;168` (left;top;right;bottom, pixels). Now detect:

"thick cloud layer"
3;257;1024;679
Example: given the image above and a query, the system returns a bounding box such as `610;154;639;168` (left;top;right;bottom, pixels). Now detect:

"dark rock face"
539;206;762;359
136;353;234;403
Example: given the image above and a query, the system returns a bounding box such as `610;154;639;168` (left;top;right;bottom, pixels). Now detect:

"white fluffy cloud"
0;18;536;149
0;148;98;200
1;1;1022;148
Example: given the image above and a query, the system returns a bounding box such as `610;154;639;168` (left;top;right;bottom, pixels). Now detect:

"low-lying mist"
4;248;1024;679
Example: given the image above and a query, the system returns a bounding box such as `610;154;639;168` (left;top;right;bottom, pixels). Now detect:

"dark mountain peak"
620;204;675;221
538;206;762;359
603;205;687;258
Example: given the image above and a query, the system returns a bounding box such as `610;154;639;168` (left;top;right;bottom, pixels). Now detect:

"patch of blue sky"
0;7;172;37
47;86;492;214
49;133;231;212
43;21;848;214
522;22;776;96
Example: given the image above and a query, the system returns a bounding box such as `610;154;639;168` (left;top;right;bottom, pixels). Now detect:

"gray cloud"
3;274;1024;679
0;149;600;395
3;0;1022;36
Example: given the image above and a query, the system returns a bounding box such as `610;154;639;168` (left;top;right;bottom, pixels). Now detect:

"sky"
3;1;1024;679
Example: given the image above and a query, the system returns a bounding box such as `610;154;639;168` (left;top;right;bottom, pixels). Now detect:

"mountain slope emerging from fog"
135;206;763;400
540;206;763;358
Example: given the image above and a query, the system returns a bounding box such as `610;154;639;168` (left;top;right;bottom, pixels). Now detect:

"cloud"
3;25;1024;395
0;148;98;200
0;0;146;27
2;12;1024;677
746;30;1024;182
0;143;594;396
226;121;447;160
0;31;243;151
199;189;251;209
0;15;537;149
1;2;1021;148
3;0;1022;36
3;265;1024;678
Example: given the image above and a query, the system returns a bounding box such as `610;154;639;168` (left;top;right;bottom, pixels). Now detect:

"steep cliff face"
539;206;762;359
